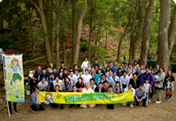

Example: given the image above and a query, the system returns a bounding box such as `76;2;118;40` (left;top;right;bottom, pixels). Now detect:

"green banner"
5;55;25;102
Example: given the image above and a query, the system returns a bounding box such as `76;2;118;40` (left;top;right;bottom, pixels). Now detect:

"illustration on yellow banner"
39;90;133;104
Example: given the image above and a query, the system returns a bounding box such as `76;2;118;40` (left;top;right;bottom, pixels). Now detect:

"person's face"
76;71;79;75
99;66;102;69
133;75;137;80
104;82;108;86
42;79;45;83
42;69;46;74
120;66;123;69
32;70;35;74
24;77;28;80
113;73;116;77
75;65;78;69
55;77;59;81
47;68;50;72
50;74;53;79
38;66;41;71
91;68;94;73
61;63;64;66
110;63;113;66
50;64;53;68
146;68;149;73
140;65;143;70
55;86;59;91
116;83;120;87
128;85;132;90
85;70;89;74
139;85;143;90
98;84;102;89
168;71;172;76
65;78;69;82
156;65;159;69
35;88;39;93
73;86;77;92
109;87;113;91
137;67;140;72
109;70;112;74
160;68;163;73
79;72;82;75
69;69;73;72
115;62;117;65
127;68;130;73
53;69;56;73
125;63;128;66
85;84;89;89
102;75;105;79
64;70;67;74
123;72;127;77
90;80;94;84
60;69;63;72
85;58;87;61
103;61;105;64
78;78;82;83
98;70;101;74
145;80;149;83
88;63;90;67
129;65;132;68
70;72;73;76
134;62;137;65
95;60;98;63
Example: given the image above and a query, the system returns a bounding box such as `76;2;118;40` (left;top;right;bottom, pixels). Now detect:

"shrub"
80;42;88;52
91;44;108;58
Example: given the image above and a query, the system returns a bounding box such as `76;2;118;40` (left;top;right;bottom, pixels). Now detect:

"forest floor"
0;74;176;121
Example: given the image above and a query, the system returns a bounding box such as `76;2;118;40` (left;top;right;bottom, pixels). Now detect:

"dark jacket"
129;78;140;89
134;71;142;82
95;87;105;93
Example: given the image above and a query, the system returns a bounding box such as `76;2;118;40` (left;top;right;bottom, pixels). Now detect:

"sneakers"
155;101;161;104
143;105;147;107
146;102;148;104
14;110;18;114
148;100;151;103
167;97;171;101
130;104;133;108
31;109;37;113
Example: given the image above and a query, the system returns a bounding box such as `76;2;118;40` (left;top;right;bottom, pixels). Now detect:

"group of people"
8;58;175;114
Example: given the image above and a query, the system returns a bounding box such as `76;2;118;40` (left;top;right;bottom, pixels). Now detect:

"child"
143;79;150;103
107;85;114;110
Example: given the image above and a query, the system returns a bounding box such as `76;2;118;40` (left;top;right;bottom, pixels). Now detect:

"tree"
73;0;87;64
157;0;170;72
140;0;155;67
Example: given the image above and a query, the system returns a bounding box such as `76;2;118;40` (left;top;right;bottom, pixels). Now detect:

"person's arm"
154;73;165;82
135;90;138;100
141;90;146;100
141;73;144;84
120;77;123;88
150;74;154;86
81;62;84;69
31;93;39;105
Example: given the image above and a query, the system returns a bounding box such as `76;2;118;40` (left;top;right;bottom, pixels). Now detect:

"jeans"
146;92;149;102
31;104;45;111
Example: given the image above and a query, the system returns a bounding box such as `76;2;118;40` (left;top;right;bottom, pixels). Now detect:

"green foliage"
80;42;88;52
90;44;108;58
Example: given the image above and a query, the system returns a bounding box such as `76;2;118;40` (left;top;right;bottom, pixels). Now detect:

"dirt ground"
0;75;176;121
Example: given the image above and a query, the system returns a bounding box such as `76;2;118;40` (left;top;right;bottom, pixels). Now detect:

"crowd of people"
8;58;175;114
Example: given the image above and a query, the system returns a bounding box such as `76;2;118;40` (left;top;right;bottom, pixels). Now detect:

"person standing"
95;69;103;84
109;72;120;88
154;67;165;103
135;84;147;107
102;61;107;72
123;54;126;62
36;66;42;82
68;71;77;85
95;82;105;92
38;78;48;91
63;77;73;92
120;71;130;90
107;85;114;110
165;71;174;101
53;75;63;91
30;86;45;113
143;79;151;103
46;73;55;91
84;69;92;84
129;74;140;89
53;67;60;79
123;61;128;72
86;63;92;73
80;84;96;108
93;59;100;67
113;61;119;73
141;67;153;87
41;68;49;81
134;67;142;82
59;62;67;70
81;58;89;75
109;62;116;73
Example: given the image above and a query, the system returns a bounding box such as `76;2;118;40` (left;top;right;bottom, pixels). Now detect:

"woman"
86;63;91;73
73;64;79;74
62;69;69;79
165;71;174;101
63;77;73;92
116;68;123;78
119;65;123;71
154;67;165;104
127;68;132;79
95;69;103;84
105;66;110;76
59;67;64;80
76;77;85;92
113;82;123;94
29;69;38;94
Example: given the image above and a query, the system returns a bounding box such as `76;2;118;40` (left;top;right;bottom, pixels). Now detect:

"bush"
91;44;108;58
80;42;88;52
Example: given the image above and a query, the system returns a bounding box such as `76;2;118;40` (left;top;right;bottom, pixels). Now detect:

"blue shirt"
123;66;128;72
154;68;159;74
113;65;119;73
46;76;55;90
116;73;123;78
130;69;136;74
95;73;102;84
90;72;96;79
110;66;116;73
11;64;21;73
106;73;113;80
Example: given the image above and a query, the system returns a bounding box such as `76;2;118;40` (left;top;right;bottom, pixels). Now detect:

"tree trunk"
63;41;66;64
73;0;87;64
88;20;92;61
140;0;155;67
157;0;170;72
168;5;176;58
105;30;108;49
48;0;53;55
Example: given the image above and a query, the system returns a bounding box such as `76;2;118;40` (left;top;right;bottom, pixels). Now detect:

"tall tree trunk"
88;20;92;61
63;41;66;64
157;0;170;72
105;30;108;49
140;0;155;67
73;0;87;64
117;25;129;62
72;0;77;62
48;0;53;55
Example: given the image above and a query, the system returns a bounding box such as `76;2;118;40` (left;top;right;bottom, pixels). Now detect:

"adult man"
98;74;108;84
46;73;55;91
99;65;105;74
123;61;128;72
129;74;140;89
109;62;116;73
113;61;119;73
130;65;136;74
120;71;130;90
103;80;109;92
89;78;97;91
68;71;77;85
95;82;105;92
135;84;147;107
36;66;42;82
93;59;100;67
154;64;160;74
59;62;67;70
90;68;96;79
81;58;89;75
122;84;135;107
141;67;153;86
41;68;49;81
49;63;54;73
53;75;63;91
53;67;60;78
102;61;107;72
109;72;120;88
134;67;142;82
38;78;48;91
84;69;92;84
140;65;145;73
31;86;45;113
74;69;79;78
80;84;96;108
106;69;113;80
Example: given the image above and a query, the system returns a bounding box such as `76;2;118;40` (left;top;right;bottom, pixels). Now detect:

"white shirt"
89;84;97;91
84;74;92;84
53;79;63;91
124;87;135;97
82;88;94;92
120;76;130;88
38;82;48;90
68;75;77;85
81;61;89;74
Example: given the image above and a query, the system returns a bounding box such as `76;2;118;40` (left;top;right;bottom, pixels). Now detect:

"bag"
26;90;30;96
149;87;152;94
166;90;173;96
